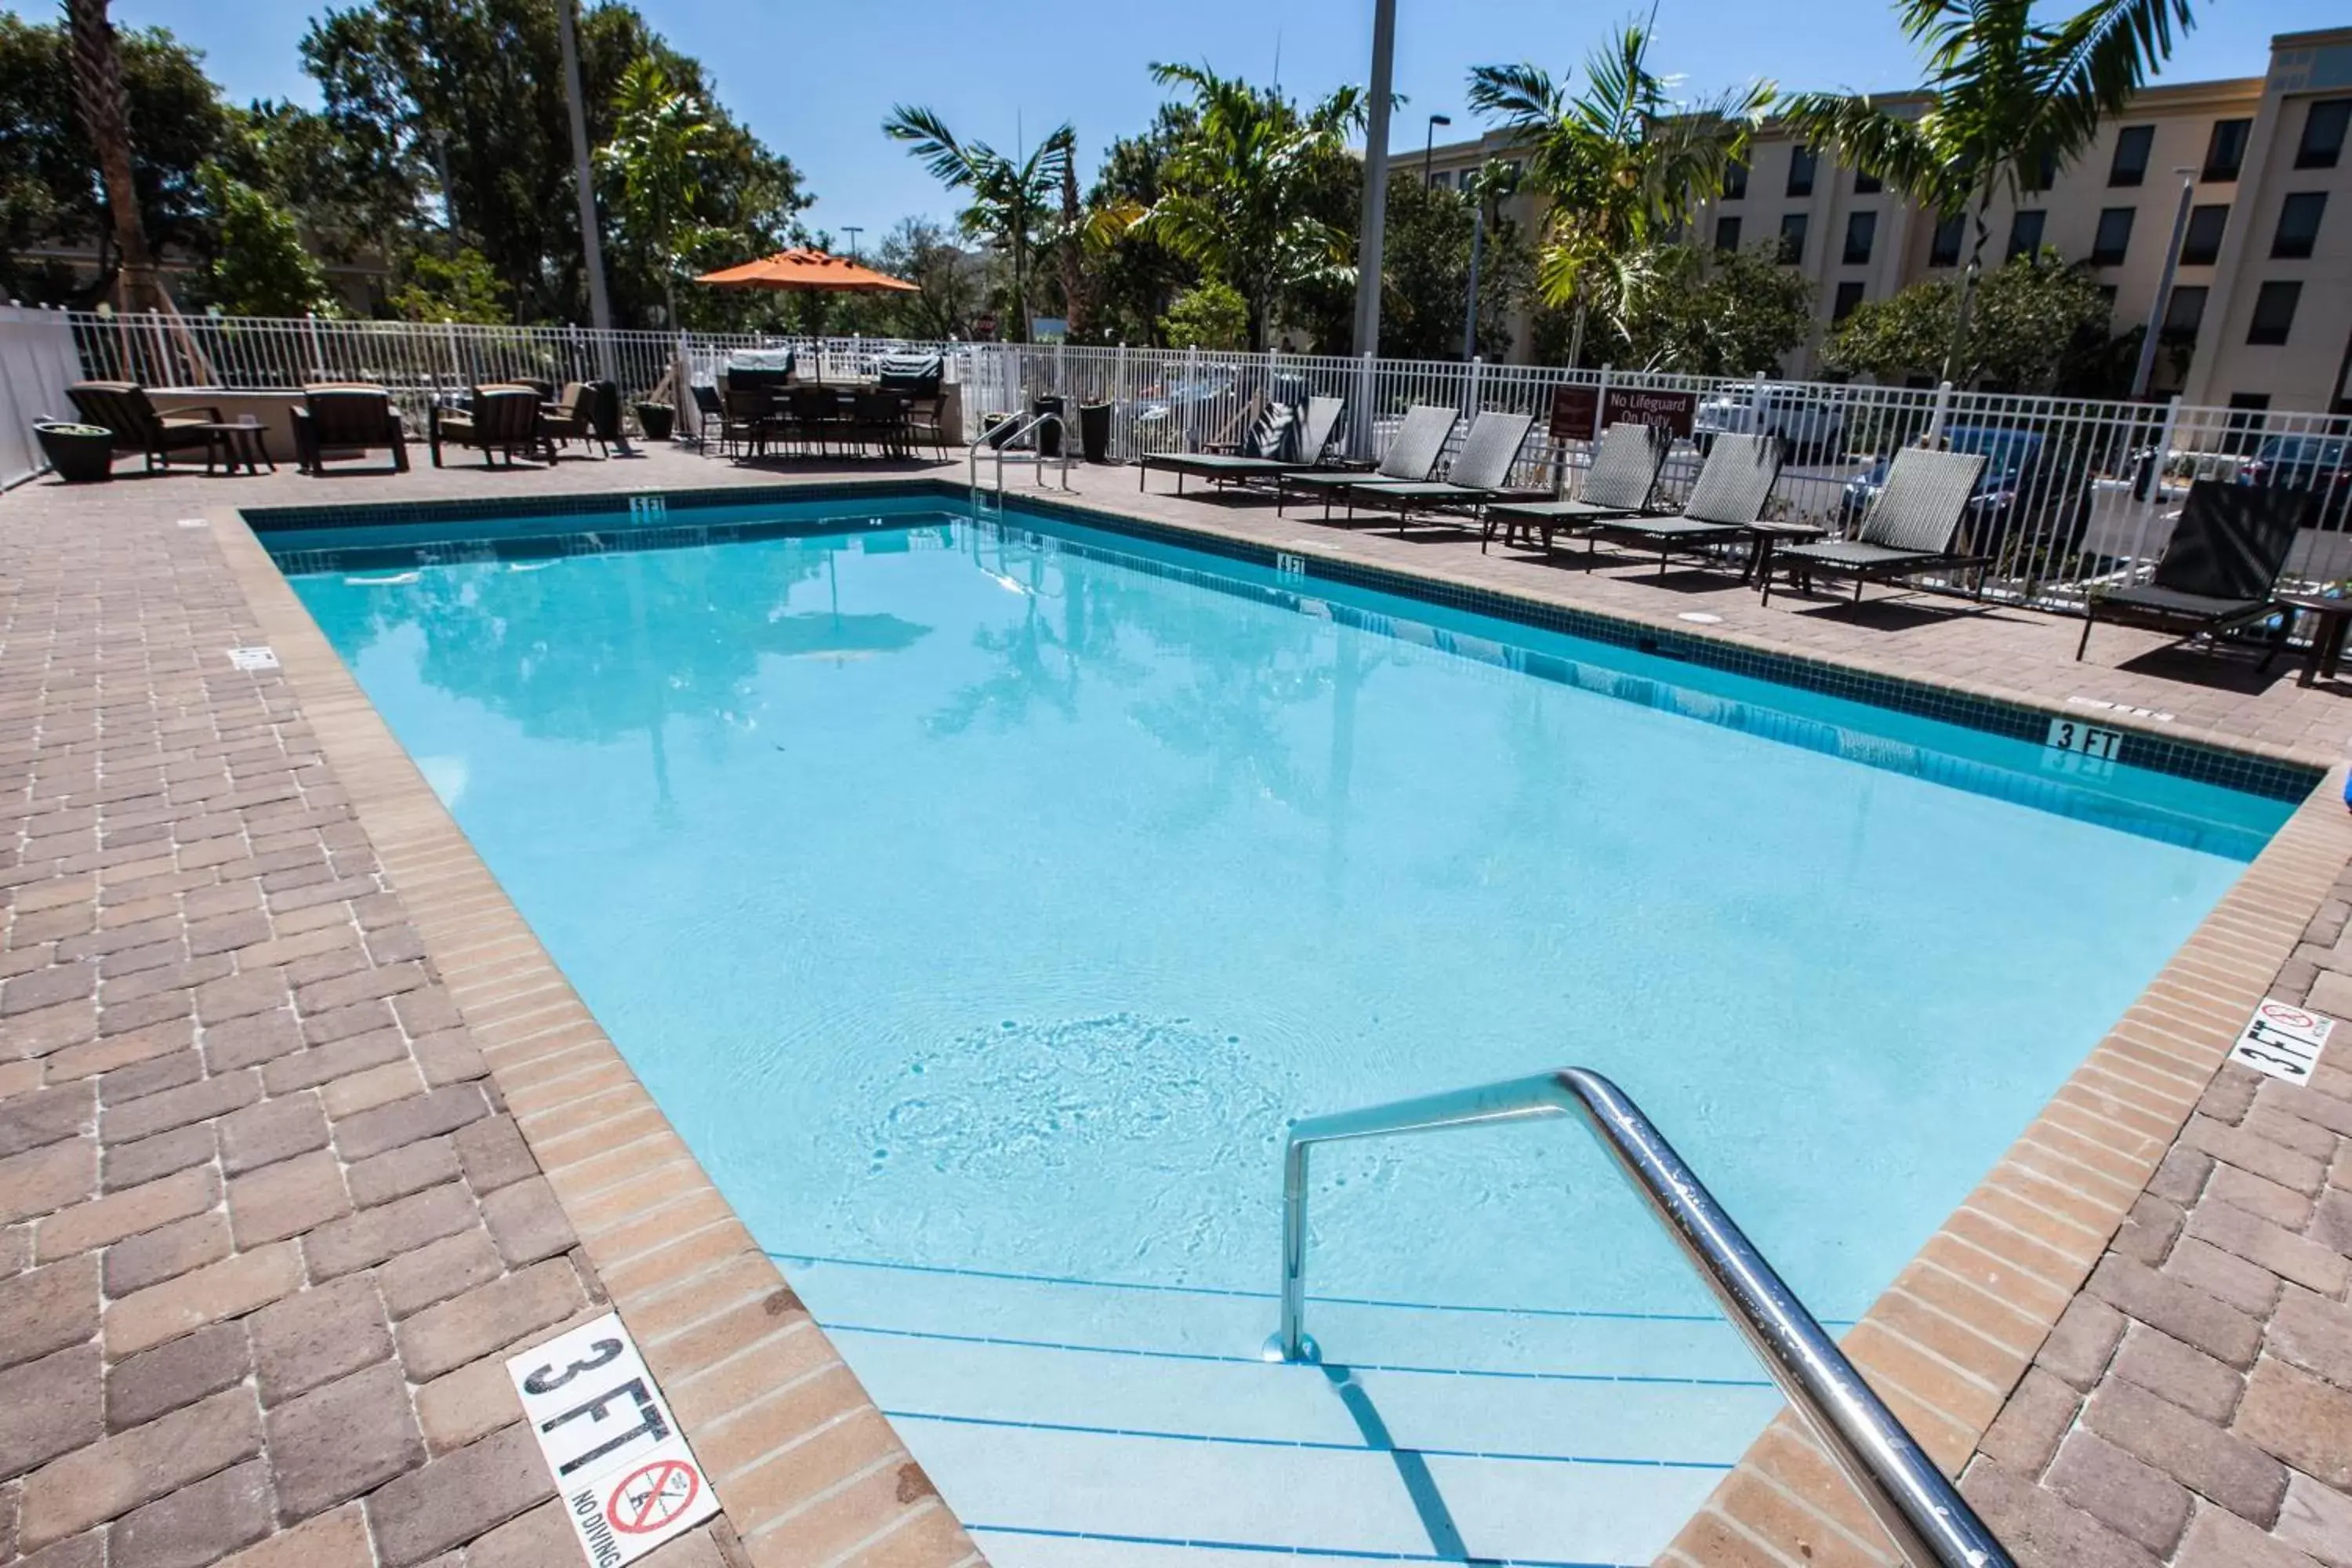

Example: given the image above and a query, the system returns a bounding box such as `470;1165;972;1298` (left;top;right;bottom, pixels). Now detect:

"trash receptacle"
1079;401;1113;464
1030;395;1065;459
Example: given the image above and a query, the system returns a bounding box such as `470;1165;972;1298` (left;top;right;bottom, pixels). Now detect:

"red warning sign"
607;1458;701;1534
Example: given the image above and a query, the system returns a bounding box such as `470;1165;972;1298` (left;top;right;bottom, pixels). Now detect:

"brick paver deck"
5;444;2352;1568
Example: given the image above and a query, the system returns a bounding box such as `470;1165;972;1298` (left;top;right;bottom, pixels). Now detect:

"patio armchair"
2076;479;2312;662
847;390;910;458
428;385;543;467
66;381;221;472
292;383;408;475
782;385;844;458
538;382;608;459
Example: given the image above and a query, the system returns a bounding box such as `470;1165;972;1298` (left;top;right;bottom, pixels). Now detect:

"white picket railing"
38;311;2352;611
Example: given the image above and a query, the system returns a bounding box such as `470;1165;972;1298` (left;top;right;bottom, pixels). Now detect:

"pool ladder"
1270;1069;2014;1568
967;411;1073;514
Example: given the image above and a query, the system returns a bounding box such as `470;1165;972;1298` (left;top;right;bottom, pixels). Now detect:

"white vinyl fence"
0;307;85;488
30;312;2352;613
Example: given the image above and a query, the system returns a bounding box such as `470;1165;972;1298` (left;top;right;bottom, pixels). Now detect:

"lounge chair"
1141;395;1346;494
1277;405;1460;518
1338;411;1546;529
1481;422;1674;555
1759;446;1991;606
428;385;543;467
292;383;408;475
1582;433;1784;577
538;383;609;459
2075;479;2312;662
66;381;220;473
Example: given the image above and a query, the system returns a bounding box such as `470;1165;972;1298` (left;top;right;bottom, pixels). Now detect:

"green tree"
597;56;719;327
1824;249;2115;390
882;106;1073;343
1610;242;1816;374
387;246;509;323
0;13;228;304
186;162;336;316
1081;104;1200;345
1469;24;1770;366
1117;63;1364;349
874;217;978;339
1159;280;1249;349
1379;166;1530;361
1786;0;2192;382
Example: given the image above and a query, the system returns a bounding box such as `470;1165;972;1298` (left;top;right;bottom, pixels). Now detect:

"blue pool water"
281;496;2292;1566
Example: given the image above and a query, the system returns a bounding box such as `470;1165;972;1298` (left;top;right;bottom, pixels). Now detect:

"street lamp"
2132;167;2199;399
1350;0;1398;362
1425;114;1452;186
844;225;864;260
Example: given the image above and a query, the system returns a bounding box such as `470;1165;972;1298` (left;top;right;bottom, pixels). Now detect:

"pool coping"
224;477;2352;1568
206;502;986;1568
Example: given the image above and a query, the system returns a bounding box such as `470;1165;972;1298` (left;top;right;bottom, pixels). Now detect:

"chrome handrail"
966;411;1073;499
1269;1069;2011;1568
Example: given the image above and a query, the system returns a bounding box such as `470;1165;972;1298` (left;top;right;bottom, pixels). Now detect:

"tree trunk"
66;0;168;313
1940;193;1992;390
1566;299;1589;370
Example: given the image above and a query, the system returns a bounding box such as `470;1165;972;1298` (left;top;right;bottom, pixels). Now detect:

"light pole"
844;225;864;261
1463;192;1485;361
1350;0;1397;361
1424;114;1451;186
554;0;613;375
2131;167;2199;400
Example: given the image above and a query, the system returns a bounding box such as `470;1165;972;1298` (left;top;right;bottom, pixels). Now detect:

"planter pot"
982;412;1018;450
34;422;114;483
633;401;674;442
1078;402;1113;464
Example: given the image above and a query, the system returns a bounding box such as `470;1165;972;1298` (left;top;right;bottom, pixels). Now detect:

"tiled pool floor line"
1;445;2350;1568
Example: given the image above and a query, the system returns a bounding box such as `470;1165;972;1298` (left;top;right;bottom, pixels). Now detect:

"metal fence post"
1592;364;1612;442
1926;380;1953;446
1467;356;1484;422
1184;345;1200;452
1115;341;1130;460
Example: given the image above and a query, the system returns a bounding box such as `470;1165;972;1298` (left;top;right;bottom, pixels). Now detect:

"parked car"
1695;391;1847;462
1130;369;1243;435
2239;434;2350;503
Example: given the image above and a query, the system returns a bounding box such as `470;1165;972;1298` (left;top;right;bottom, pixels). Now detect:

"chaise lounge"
2075;479;2312;662
1482;421;1673;556
1583;432;1785;577
1338;411;1545;530
1759;446;1989;606
1141;395;1346;495
1277;405;1459;519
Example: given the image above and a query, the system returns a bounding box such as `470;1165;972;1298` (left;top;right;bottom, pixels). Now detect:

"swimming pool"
275;492;2296;1567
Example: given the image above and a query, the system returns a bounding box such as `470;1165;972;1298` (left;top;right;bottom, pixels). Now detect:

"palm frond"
2034;0;2195;148
882;104;985;191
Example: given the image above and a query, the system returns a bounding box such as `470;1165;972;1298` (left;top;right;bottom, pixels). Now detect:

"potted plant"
34;421;114;483
633;401;674;442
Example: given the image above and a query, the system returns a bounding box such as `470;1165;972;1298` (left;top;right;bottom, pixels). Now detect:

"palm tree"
1469;24;1770;367
1117;64;1365;350
65;0;167;310
1785;0;2194;383
599;57;720;328
883;107;1074;343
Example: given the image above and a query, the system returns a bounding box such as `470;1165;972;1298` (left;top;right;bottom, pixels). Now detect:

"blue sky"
52;0;2347;247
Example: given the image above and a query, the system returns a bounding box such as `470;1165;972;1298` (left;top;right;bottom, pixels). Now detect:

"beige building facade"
1418;25;2352;412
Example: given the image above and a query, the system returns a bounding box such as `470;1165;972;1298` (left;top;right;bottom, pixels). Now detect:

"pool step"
782;1256;1783;1567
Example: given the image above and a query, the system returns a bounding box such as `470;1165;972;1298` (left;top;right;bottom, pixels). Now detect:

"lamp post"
1424;114;1451;186
2132;167;2199;400
844;225;864;261
554;0;613;376
1350;0;1397;361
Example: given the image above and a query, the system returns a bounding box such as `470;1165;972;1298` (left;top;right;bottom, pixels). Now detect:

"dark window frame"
2274;191;2327;260
2248;280;2300;346
1721;159;1748;200
2203;118;2252;182
1777;211;1809;264
2297;99;2351;170
1853;169;1882;195
2160;284;2208;340
2006;208;2047;261
2180;203;2228;266
1928;212;1965;267
2090;207;2135;266
1786;144;1817;198
2108;125;2154;187
1842;210;1877;266
1714;214;1743;252
1832;280;1867;321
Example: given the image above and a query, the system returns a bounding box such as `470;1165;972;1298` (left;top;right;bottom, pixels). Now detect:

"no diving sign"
507;1313;720;1566
2228;998;2334;1085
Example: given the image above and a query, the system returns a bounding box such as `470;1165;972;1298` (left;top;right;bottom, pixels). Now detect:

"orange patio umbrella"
693;247;918;293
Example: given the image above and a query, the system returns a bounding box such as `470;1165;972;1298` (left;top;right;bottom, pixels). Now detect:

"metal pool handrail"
967;409;1073;498
1267;1068;2013;1568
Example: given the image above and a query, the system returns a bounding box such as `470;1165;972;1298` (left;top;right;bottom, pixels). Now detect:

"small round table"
2274;593;2352;687
1744;519;1828;586
199;419;275;477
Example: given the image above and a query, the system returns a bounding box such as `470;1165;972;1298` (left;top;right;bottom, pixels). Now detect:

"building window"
2006;209;2046;260
2109;125;2154;187
1832;281;1867;321
2180;203;2228;265
2024;149;2058;191
2274;191;2327;259
2203;118;2251;182
1787;144;1817;198
2299;100;2351;169
2225;393;2270;454
1778;212;1808;263
1928;212;1965;267
2160;284;2207;341
2090;207;2135;266
1714;215;1743;252
2248;280;2300;345
2097;284;2118;314
1854;169;1882;195
1842;210;1876;265
1721;159;1748;201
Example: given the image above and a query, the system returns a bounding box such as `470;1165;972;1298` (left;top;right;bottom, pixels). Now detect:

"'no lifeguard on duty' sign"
507;1312;721;1566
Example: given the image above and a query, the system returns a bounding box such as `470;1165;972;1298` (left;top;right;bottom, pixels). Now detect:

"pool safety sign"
507;1313;720;1566
2228;998;2333;1085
